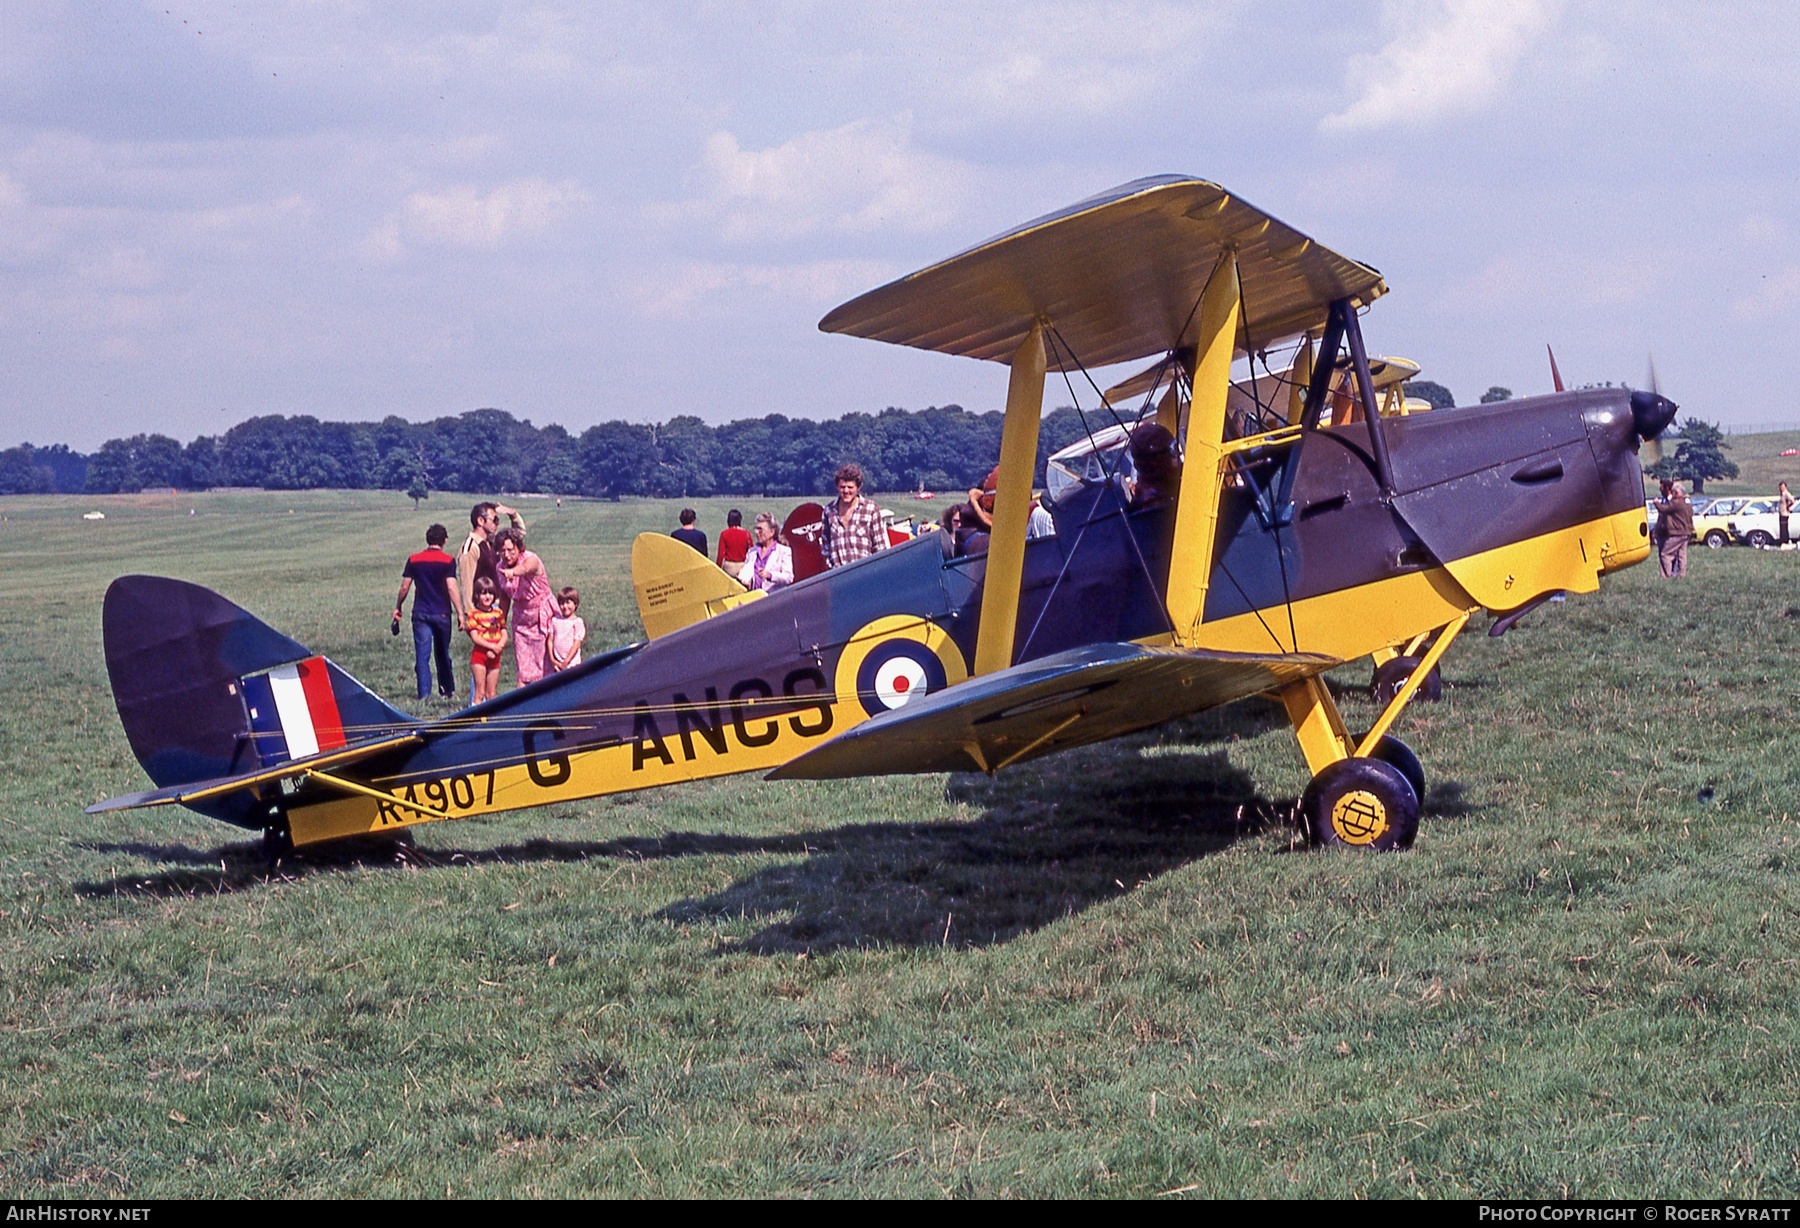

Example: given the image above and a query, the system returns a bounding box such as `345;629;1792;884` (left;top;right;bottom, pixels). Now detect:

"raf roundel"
835;615;969;722
859;641;946;716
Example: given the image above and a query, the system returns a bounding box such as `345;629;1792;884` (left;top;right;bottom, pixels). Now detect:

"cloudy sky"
3;1;1796;450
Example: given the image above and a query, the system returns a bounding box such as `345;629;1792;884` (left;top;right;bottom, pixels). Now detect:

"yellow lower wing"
631;533;763;639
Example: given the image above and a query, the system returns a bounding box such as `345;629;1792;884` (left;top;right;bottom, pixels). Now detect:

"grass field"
3;486;1799;1198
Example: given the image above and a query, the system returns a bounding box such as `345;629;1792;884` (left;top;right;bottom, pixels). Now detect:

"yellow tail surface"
631;533;763;640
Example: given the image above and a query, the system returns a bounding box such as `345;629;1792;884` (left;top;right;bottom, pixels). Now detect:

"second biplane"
93;175;1675;854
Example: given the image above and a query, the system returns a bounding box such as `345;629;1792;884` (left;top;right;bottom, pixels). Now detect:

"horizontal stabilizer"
770;641;1336;780
87;732;421;815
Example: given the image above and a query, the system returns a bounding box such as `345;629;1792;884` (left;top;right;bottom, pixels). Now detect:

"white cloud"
631;258;896;320
372;177;591;254
1737;215;1789;244
1733;268;1800;320
946;3;1217;120
1322;0;1559;132
1430;247;1659;315
657;117;975;244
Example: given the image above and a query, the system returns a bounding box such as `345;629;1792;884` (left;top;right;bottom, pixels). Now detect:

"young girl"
549;586;586;673
465;576;509;701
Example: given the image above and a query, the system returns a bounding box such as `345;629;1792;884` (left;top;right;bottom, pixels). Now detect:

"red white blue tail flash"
241;657;348;765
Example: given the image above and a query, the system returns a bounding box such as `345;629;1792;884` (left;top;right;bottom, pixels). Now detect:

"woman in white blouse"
737;512;794;592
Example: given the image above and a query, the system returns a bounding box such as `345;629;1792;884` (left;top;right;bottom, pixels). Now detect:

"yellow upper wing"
819;175;1387;371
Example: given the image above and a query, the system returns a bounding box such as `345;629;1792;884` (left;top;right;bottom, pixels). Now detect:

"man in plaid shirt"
823;463;888;568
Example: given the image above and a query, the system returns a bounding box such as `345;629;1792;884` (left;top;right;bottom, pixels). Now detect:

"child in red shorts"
465;576;508;702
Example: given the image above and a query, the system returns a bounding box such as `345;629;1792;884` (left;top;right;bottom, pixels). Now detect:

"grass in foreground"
1;489;1798;1197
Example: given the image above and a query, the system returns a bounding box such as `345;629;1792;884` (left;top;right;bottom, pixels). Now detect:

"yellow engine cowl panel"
1189;510;1649;666
1439;509;1647;610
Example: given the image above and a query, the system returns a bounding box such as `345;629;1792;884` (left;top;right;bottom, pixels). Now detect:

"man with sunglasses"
456;501;527;627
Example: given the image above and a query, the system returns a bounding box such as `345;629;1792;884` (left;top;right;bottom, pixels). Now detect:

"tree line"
1;404;1121;499
1;393;1733;500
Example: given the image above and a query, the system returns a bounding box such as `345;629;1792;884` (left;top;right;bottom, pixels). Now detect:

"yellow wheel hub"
1330;789;1389;845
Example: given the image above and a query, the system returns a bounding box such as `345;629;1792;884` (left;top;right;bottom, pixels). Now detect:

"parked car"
1693;497;1752;548
1728;498;1785;547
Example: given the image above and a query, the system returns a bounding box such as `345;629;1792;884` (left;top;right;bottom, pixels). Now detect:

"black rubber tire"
1371;655;1442;706
1300;757;1420;851
1363;734;1425;807
1748;530;1774;549
262;821;294;866
1705;530;1728;548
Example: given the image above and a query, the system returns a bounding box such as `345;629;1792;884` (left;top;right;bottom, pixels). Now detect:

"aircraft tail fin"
102;576;418;827
630;533;762;639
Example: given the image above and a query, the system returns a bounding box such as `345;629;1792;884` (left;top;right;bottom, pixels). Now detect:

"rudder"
103;576;416;828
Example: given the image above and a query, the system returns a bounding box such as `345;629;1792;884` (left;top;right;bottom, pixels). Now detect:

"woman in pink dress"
496;529;555;686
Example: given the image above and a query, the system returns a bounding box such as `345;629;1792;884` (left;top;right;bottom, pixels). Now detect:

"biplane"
92;175;1676;855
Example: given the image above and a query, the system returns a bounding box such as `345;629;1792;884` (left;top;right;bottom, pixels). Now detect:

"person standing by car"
1656;481;1695;578
1780;482;1794;547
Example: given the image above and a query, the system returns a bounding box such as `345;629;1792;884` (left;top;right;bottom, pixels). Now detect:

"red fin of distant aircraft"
784;503;828;580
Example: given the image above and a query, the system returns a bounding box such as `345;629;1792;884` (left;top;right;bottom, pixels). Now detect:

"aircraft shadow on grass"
73;700;1481;951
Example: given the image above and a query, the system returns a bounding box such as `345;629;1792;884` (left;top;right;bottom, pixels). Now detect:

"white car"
1727;498;1788;548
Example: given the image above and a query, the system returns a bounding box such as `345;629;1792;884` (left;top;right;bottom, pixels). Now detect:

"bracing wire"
1032;324;1178;640
1044;328;1115;482
1230;279;1301;654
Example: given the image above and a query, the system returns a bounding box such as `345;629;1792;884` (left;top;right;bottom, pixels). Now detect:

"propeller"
1548;344;1564;393
1631;352;1678;462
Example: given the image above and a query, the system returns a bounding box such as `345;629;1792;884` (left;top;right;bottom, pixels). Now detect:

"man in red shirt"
716;508;753;571
393;524;461;700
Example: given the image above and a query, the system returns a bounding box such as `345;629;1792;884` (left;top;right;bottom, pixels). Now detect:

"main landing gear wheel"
1300;756;1420;852
1371;655;1442;706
